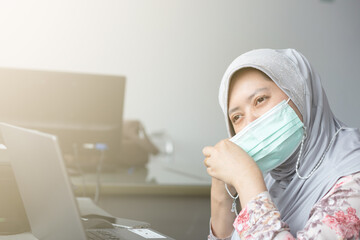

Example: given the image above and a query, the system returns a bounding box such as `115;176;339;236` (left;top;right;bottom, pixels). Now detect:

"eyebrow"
228;87;269;116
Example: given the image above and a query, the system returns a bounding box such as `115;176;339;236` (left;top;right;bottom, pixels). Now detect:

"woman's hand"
203;139;267;207
203;139;257;186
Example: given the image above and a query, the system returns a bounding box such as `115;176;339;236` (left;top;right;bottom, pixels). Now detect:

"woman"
203;49;360;239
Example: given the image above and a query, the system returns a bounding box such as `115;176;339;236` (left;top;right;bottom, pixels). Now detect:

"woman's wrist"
211;178;235;203
232;170;267;208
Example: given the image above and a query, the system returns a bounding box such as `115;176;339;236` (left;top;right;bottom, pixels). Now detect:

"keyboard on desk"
86;229;120;240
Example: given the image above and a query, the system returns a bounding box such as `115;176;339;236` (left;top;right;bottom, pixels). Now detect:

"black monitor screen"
0;68;126;165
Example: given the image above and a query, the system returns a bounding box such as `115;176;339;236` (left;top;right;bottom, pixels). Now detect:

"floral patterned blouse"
209;172;360;239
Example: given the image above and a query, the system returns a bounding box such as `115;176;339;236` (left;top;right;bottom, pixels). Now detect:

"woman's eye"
232;115;241;123
256;96;266;105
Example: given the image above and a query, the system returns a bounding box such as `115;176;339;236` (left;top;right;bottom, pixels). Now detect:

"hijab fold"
218;49;360;235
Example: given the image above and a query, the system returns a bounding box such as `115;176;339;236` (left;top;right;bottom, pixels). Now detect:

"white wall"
0;0;359;180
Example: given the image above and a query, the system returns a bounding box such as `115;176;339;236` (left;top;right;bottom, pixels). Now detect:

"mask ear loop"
295;126;307;179
296;126;344;180
224;183;239;216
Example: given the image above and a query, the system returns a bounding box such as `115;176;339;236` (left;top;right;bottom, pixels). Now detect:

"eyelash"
231;114;242;124
255;95;268;106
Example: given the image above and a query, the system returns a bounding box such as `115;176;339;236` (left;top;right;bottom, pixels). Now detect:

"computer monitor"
0;68;126;166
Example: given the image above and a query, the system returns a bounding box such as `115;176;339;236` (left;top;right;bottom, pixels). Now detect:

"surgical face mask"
229;99;305;174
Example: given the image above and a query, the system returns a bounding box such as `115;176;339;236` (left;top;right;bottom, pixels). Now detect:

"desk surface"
70;155;211;196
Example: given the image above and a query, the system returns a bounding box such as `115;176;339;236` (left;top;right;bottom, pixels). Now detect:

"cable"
72;143;87;197
94;143;107;203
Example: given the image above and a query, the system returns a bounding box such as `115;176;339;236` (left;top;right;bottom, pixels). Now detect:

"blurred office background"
0;1;359;239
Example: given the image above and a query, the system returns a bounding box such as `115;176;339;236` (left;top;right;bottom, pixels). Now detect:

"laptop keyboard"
86;229;120;240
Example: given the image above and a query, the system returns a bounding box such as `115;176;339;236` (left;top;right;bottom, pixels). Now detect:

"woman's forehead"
229;71;278;101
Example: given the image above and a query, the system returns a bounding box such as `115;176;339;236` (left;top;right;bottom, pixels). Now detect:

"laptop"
0;123;174;240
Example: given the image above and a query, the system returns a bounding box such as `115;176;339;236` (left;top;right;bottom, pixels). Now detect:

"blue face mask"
229;99;305;174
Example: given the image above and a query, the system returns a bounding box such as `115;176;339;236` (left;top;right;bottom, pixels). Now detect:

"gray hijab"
218;48;360;235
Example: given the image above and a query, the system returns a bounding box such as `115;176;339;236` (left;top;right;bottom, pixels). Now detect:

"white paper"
128;229;166;239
